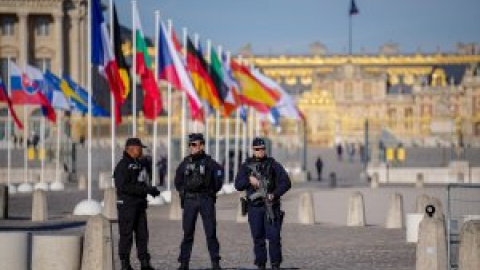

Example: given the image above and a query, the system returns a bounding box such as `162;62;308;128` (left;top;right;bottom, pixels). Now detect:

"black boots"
212;260;222;270
121;259;134;270
271;262;281;269
256;263;266;270
178;261;189;270
140;259;155;270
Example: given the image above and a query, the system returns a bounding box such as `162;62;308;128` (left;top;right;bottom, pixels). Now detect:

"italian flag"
133;3;162;119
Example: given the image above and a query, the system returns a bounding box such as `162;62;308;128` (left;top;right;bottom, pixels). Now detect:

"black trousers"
117;204;150;261
178;195;220;263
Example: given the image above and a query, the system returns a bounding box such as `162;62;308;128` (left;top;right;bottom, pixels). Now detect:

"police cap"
188;133;205;143
125;137;147;148
252;137;266;148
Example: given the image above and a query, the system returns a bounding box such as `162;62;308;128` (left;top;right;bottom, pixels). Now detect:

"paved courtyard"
1;183;415;270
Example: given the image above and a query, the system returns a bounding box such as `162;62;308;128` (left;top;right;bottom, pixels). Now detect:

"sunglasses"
189;142;200;147
253;147;266;151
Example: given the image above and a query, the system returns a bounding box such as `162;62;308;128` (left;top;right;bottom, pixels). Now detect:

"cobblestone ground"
2;184;415;270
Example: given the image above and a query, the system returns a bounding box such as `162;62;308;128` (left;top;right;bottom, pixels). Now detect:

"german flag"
113;4;130;101
186;37;221;111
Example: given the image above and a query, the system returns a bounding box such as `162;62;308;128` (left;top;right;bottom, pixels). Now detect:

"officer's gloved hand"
148;187;161;197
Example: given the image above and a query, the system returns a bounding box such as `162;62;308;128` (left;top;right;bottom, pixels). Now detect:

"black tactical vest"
247;157;275;192
184;156;211;192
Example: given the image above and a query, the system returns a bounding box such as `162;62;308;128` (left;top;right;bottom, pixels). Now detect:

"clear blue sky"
114;0;480;55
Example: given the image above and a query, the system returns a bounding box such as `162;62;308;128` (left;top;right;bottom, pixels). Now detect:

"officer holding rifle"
234;137;291;270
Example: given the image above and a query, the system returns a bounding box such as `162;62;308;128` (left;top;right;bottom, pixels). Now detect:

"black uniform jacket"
114;151;151;208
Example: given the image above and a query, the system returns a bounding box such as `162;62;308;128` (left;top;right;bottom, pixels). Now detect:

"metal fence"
446;183;480;270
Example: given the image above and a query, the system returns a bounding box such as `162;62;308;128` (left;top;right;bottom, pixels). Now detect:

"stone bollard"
386;193;404;229
370;173;379;188
406;213;424;243
0;232;29;270
329;172;337;188
78;175;87;191
32;234;82;270
32;189;48;222
298;192;315;224
236;194;248;223
427;197;445;220
458;220;480;270
102;187;117;221
0;185;8;219
81;214;114;270
416;173;424;188
169;192;182;221
347;191;365;226
416;205;447;270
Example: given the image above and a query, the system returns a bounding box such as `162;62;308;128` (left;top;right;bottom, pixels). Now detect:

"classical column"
69;11;80;83
18;11;29;66
53;12;64;73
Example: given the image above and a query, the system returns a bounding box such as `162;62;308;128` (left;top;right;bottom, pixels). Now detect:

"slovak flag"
9;62;56;122
0;77;23;129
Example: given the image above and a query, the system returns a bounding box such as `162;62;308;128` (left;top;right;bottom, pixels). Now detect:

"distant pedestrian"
336;143;343;161
13;134;17;149
156;156;167;187
348;143;356;163
315;156;323;181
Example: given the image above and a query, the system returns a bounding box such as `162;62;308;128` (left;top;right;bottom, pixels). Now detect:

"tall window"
0;16;15;36
34;58;51;71
345;81;353;100
0;58;16;86
35;16;50;36
363;82;372;100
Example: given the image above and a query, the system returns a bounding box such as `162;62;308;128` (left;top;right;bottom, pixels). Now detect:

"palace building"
1;0;479;147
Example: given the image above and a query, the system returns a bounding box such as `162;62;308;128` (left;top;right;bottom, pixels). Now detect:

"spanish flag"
231;60;278;113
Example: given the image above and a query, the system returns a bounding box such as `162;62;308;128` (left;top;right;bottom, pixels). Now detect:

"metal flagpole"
214;46;222;162
73;0;101;215
6;57;12;191
132;0;137;137
181;26;187;158
248;108;254;157
231;52;240;178
205;39;212;154
349;13;352;56
152;10;159;187
242;108;247;161
109;0;116;180
167;83;172;192
40;63;47;186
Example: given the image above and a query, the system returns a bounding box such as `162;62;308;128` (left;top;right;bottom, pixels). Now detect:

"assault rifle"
247;164;275;224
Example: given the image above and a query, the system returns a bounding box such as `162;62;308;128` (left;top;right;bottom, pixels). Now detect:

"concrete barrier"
298;192;315;224
101;188;117;221
32;189;48;222
169;192;182;221
416;173;424;188
0;232;29;270
78;175;87;191
370;173;379;188
386;193;404;229
0;185;7;219
347;191;365;227
81;214;114;270
98;172;113;190
458;220;480;270
236;194;247;223
416;206;447;270
406;213;423;243
32;234;82;270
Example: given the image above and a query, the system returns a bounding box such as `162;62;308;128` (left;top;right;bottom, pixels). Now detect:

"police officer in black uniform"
234;137;291;270
175;133;224;270
114;138;161;270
